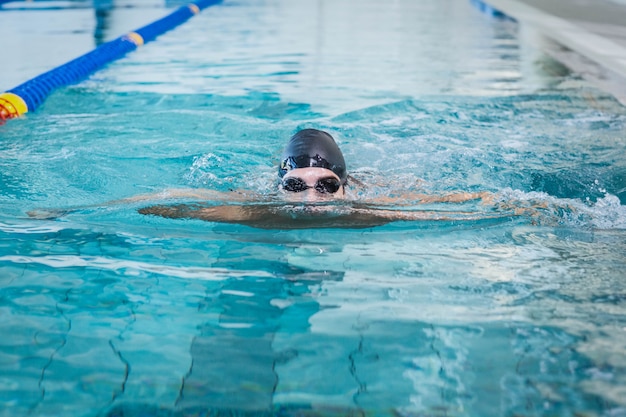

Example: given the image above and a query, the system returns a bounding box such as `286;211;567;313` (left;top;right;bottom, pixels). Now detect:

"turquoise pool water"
1;0;626;416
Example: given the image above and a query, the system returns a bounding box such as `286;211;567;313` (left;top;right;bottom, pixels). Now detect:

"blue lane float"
469;0;514;20
0;0;222;123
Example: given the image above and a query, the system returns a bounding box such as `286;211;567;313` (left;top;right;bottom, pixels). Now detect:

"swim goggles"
282;177;341;194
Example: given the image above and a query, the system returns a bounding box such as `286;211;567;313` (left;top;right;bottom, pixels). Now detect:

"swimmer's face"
281;167;345;201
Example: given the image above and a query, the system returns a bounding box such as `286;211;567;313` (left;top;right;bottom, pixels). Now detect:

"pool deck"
483;0;626;103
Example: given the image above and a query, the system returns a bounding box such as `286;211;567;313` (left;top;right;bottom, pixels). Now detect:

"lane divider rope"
0;0;222;124
468;0;514;19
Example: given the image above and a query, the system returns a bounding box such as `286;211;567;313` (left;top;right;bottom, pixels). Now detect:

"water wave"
0;254;273;280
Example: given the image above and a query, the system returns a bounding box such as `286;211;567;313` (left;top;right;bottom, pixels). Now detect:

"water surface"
1;0;625;416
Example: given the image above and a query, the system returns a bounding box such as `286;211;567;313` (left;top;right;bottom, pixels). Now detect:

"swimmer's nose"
303;188;322;201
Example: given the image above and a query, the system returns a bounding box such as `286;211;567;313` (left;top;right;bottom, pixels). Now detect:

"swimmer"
126;129;506;228
29;128;510;228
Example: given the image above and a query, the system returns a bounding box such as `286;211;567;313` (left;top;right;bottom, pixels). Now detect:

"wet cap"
279;129;347;183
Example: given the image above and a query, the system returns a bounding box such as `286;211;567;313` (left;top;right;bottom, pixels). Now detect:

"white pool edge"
484;0;626;104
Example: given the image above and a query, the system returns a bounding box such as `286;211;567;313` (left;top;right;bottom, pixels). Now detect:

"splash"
184;153;222;186
498;188;626;230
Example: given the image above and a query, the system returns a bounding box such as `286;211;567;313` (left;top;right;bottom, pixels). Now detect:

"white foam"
499;188;626;229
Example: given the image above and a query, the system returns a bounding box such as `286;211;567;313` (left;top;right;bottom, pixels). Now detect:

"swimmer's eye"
282;177;341;194
282;177;309;192
315;178;341;194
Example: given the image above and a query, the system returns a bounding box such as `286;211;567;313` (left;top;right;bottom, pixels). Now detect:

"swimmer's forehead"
282;167;340;180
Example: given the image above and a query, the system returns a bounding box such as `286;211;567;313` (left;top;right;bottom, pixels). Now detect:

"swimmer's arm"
138;204;263;223
108;188;253;205
27;188;255;220
138;202;517;229
419;191;495;204
367;191;495;205
138;203;447;227
349;206;515;222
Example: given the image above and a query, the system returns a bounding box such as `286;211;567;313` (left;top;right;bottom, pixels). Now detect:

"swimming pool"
1;0;626;416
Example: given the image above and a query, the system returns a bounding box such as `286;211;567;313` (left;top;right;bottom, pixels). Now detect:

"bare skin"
28;167;509;228
120;168;493;206
137;202;513;229
131;168;509;229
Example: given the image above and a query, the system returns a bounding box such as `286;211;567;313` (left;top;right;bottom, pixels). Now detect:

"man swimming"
278;128;347;199
133;129;503;229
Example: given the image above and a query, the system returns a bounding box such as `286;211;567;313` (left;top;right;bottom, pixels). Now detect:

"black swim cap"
278;129;347;183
